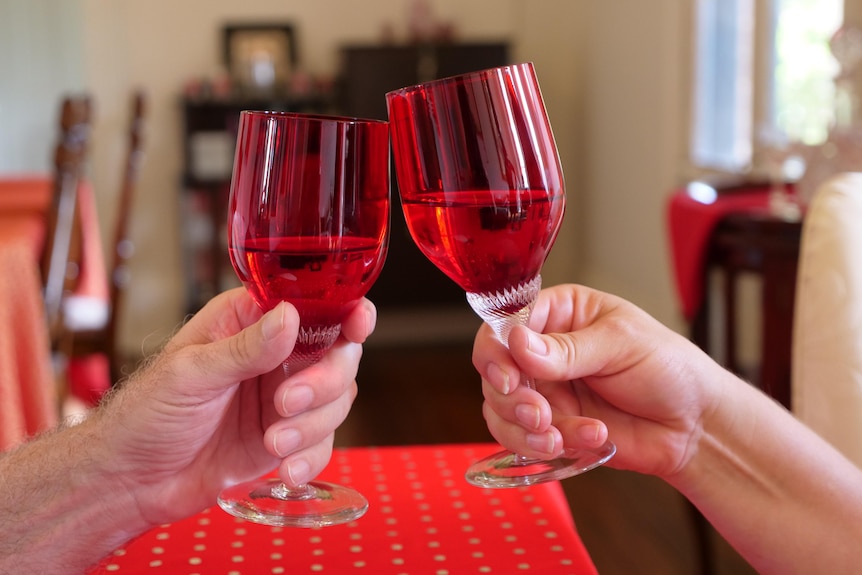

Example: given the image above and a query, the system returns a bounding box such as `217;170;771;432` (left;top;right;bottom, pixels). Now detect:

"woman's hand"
474;283;727;479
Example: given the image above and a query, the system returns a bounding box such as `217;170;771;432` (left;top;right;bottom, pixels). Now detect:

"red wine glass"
218;111;390;526
387;62;616;488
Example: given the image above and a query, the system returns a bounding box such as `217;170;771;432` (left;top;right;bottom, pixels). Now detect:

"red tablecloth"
0;175;58;448
0;175;108;305
666;182;774;320
0;227;57;447
88;444;598;575
0;175;110;449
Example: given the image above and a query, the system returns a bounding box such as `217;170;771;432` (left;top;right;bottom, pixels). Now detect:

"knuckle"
226;331;254;367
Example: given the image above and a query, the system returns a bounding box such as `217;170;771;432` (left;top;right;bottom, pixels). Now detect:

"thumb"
176;302;300;392
508;324;606;383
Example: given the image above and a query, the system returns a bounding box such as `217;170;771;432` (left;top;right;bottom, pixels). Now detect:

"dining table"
0;175;58;449
0;174;108;450
666;179;803;408
667;180;780;322
86;443;598;575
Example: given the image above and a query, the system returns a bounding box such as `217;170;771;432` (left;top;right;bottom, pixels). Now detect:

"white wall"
513;2;588;291
578;0;688;330
0;0;86;172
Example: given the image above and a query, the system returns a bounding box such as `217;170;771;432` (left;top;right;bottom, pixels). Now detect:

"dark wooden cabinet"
336;42;511;310
179;95;330;314
179;42;510;315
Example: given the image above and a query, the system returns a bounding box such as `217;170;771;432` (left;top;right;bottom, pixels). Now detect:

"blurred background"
0;0;851;357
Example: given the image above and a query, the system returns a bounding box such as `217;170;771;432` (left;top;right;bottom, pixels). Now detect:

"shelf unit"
179;41;511;315
179;94;330;314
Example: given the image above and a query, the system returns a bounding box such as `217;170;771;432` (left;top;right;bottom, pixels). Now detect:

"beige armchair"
792;172;862;467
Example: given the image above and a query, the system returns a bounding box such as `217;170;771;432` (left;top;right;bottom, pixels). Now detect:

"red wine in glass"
388;62;616;488
399;189;564;296
230;229;387;364
218;111;389;526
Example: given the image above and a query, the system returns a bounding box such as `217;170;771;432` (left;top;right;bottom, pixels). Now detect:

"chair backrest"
792;172;862;468
41;95;92;338
678;177;801;409
105;89;146;346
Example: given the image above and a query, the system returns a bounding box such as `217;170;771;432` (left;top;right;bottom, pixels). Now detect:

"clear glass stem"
282;323;342;377
467;275;542;465
274;323;342;501
466;275;542;346
466;274;542;390
272;323;341;501
464;274;617;487
271;482;315;500
216;320;370;527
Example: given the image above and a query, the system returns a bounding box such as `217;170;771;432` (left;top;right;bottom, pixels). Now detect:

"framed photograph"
223;23;297;95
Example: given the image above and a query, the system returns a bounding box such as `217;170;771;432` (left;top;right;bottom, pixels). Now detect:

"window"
692;0;754;171
773;0;843;144
691;0;843;171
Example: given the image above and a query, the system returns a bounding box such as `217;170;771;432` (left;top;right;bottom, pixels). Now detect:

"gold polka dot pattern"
87;444;597;574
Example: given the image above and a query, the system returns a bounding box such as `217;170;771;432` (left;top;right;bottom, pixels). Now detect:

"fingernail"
287;459;311;486
526;331;549;356
487;362;511;394
262;303;285;341
365;305;377;336
515;404;541;430
272;428;300;457
526;432;555;454
281;385;314;416
578;423;602;444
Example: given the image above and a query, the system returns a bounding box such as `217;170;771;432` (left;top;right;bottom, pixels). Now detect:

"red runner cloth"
0;175;110;442
666;183;774;320
88;444;598;574
0;225;57;448
0;176;58;448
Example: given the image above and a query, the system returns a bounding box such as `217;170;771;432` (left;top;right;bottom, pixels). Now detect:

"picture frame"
222;23;297;96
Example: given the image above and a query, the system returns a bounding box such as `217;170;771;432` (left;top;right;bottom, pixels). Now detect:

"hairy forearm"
669;372;862;574
0;415;149;574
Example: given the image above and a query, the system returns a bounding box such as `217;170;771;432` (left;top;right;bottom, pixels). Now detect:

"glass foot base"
218;478;368;528
465;441;617;488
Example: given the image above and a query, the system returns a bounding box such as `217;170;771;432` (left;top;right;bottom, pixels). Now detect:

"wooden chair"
676;177;803;574
40;95;93;343
64;90;147;386
691;210;802;409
